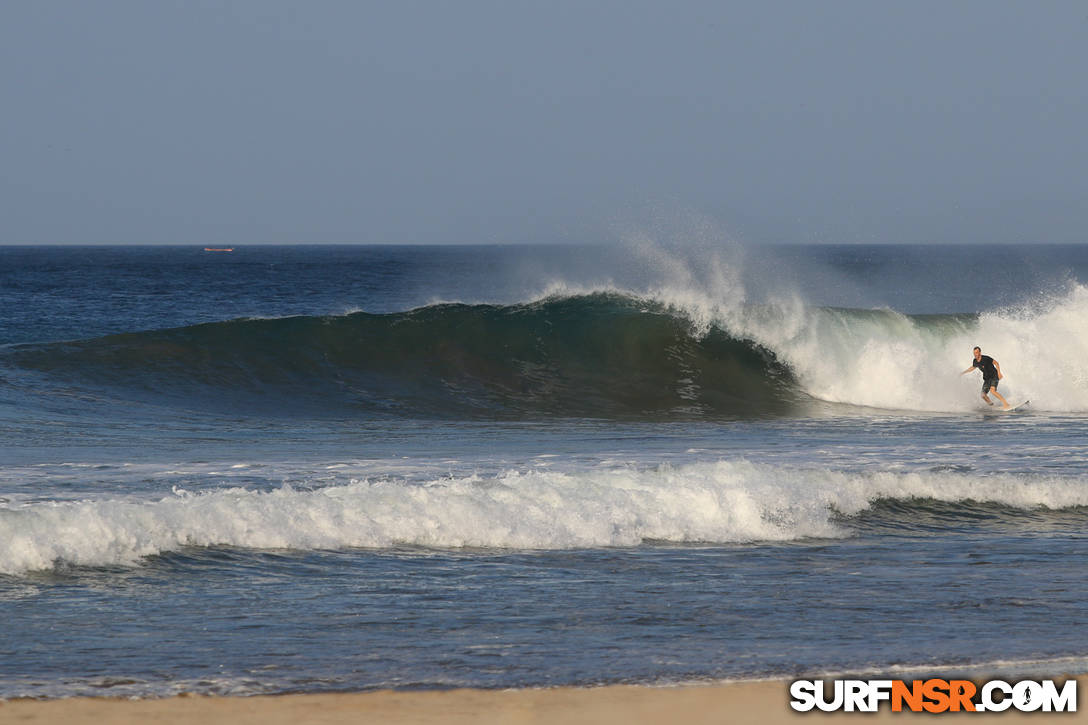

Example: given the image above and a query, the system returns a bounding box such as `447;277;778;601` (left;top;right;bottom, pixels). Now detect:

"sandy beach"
3;678;1083;724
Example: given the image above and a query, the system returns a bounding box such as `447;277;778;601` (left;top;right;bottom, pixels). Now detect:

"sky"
2;1;1086;245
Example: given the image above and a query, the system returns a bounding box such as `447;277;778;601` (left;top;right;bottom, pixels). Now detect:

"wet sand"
3;678;1082;724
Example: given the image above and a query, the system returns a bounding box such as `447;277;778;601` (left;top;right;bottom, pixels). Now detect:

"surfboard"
998;399;1030;412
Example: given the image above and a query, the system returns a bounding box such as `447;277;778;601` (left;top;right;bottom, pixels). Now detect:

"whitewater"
4;461;1088;576
690;281;1088;413
7;281;1087;418
2;243;1088;697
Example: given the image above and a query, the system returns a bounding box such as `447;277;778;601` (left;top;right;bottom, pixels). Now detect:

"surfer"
961;347;1010;409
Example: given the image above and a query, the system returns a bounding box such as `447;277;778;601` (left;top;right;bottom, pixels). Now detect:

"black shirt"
973;355;998;379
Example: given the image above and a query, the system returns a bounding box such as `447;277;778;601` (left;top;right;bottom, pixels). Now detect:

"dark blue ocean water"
1;244;1088;697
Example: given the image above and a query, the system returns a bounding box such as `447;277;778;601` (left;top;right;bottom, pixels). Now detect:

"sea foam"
2;461;1085;575
640;279;1088;413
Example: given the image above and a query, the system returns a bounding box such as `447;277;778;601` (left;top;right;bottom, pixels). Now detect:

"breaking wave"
4;283;1088;418
2;461;1087;575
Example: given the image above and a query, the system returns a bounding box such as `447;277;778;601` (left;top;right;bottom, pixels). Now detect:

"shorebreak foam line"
2;461;1086;575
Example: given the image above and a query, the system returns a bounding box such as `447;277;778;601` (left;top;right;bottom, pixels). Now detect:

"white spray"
594;224;1088;413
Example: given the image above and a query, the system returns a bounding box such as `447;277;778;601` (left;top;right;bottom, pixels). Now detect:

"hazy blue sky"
2;1;1086;244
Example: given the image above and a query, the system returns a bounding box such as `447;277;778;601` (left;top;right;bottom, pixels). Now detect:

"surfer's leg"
986;379;1010;408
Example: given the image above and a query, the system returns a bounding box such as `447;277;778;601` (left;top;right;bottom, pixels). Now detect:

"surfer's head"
973;346;982;360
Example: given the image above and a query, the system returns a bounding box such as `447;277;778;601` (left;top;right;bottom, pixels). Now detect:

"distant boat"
204;247;234;252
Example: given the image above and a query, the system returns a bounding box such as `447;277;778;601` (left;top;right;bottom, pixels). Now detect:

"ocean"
1;243;1087;698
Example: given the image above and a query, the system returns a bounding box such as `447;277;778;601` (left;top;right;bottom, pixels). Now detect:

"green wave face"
6;293;800;420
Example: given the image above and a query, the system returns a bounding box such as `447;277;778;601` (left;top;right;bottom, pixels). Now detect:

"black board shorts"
982;377;999;394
